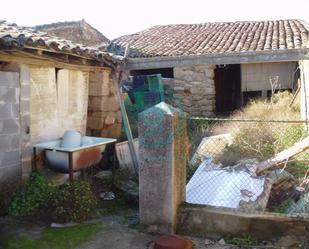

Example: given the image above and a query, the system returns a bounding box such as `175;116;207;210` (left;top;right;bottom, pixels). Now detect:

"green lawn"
4;223;103;249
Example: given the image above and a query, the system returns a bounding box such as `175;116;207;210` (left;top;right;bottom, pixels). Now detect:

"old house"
35;19;110;48
0;21;122;189
109;20;309;117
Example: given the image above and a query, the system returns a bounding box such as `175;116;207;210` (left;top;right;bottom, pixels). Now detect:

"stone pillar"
19;65;32;180
138;102;188;234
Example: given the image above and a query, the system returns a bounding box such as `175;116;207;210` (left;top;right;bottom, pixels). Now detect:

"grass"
4;223;103;249
269;198;294;213
224;235;258;246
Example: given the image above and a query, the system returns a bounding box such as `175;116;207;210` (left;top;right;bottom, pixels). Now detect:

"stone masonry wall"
87;68;121;138
162;65;216;116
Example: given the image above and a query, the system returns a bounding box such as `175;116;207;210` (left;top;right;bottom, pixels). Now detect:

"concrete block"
10;134;20;150
0;87;17;103
0;103;12;118
0;164;21;188
11;103;19;117
0;150;20;167
21;159;32;180
20;84;30;98
21;144;31;159
20;64;31;86
0;72;19;87
0;135;10;151
0;119;20;134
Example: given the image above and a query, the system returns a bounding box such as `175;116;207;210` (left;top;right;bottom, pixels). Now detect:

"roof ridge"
34;20;85;30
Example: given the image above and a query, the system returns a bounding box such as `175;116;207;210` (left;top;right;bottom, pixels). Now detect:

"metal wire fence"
186;117;309;216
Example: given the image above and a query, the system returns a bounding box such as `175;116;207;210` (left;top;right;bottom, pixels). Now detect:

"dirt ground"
0;214;237;249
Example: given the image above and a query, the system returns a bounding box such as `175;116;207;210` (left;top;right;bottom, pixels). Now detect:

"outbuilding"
110;19;309;117
0;21;122;190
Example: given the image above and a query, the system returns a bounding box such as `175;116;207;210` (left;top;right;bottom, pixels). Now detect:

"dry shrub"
214;91;306;166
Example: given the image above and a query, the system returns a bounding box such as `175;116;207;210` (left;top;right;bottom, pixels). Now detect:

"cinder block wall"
162;65;216;116
0;68;21;187
87;68;122;138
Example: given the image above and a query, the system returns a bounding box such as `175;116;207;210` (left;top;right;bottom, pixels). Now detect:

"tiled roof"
34;19;110;47
0;20;120;63
110;20;309;58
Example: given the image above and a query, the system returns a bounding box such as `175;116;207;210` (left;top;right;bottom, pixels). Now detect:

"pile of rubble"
187;135;309;214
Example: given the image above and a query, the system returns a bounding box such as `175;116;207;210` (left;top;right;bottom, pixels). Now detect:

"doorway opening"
214;64;241;114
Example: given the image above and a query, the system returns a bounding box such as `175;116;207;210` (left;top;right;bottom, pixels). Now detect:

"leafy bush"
51;180;98;223
9;171;54;216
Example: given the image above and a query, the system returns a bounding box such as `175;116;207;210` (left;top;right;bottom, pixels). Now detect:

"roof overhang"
125;48;309;70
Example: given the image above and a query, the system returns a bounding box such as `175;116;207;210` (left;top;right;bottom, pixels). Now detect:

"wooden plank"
254;136;309;175
113;73;139;175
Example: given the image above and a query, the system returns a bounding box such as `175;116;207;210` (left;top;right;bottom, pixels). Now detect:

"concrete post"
138;102;188;234
300;60;309;123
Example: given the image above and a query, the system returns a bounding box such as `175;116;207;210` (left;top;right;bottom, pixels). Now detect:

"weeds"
9;171;54;216
225;235;258;246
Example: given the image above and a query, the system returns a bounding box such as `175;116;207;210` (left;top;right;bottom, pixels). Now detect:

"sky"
2;0;309;39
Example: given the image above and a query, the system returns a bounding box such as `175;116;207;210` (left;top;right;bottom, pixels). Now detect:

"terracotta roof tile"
0;21;120;63
110;20;309;58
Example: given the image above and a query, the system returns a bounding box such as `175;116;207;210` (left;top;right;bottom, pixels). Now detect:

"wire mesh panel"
187;118;309;216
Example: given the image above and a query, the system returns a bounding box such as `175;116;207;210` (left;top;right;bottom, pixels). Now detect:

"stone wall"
0;70;21;187
87;68;121;138
162;65;216;116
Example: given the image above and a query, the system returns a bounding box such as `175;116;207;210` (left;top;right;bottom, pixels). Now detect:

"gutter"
125;48;309;70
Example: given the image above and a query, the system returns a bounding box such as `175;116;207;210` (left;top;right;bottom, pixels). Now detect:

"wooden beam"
253;136;309;175
0;51;112;71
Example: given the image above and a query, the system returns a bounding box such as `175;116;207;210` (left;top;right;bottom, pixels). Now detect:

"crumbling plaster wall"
30;66;89;143
162;65;216;116
87;68;122;138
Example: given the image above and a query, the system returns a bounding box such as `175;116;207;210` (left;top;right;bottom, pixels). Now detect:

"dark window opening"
130;68;174;78
214;64;241;114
